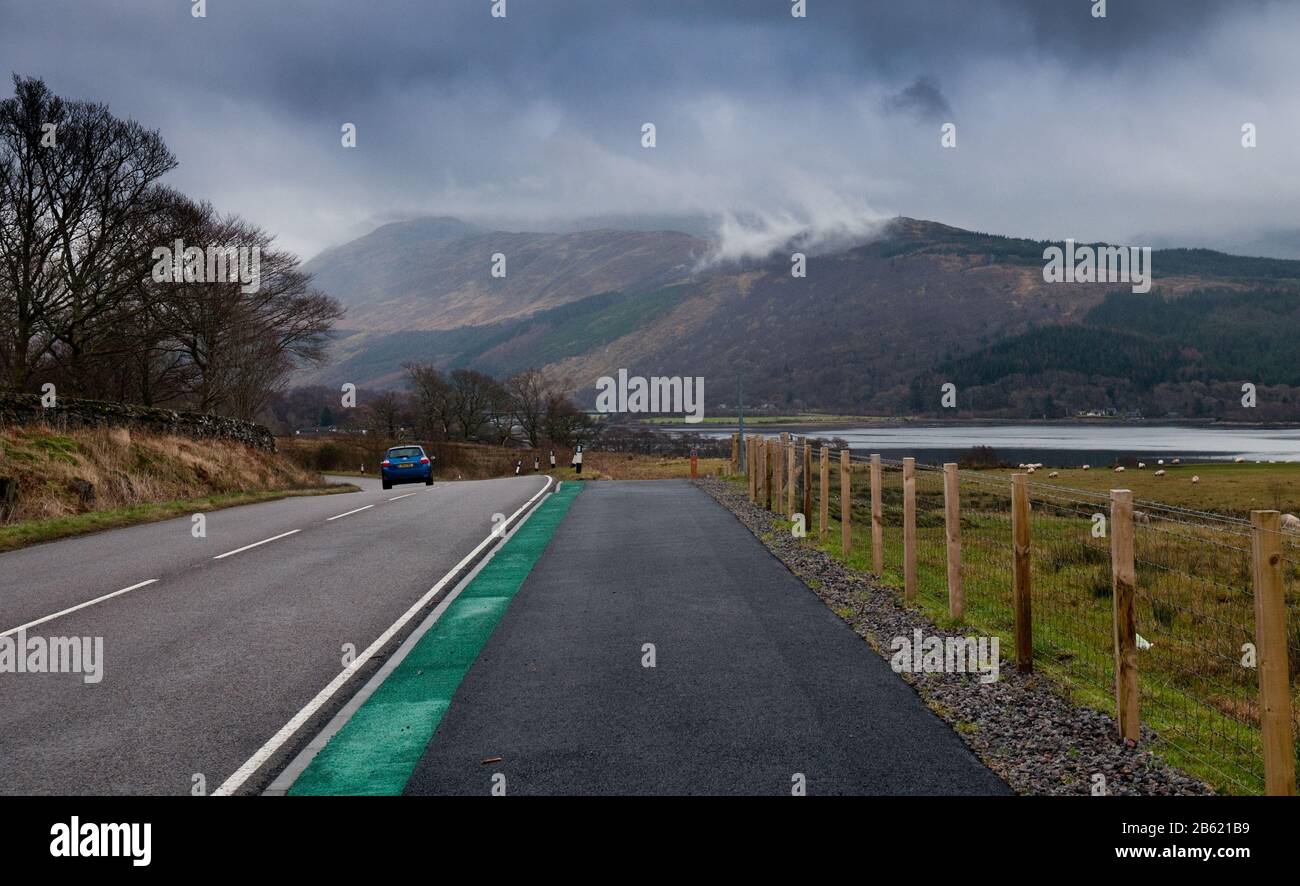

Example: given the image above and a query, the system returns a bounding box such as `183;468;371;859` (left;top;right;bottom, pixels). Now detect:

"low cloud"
885;77;952;121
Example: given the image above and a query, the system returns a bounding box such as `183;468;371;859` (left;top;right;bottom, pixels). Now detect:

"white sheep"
1154;469;1165;477
1137;462;1146;469
1115;466;1126;473
1281;513;1300;531
1048;471;1059;478
1191;475;1200;484
1157;459;1164;465
1234;457;1245;463
1172;458;1180;465
1134;511;1152;525
1082;464;1090;471
1136;634;1154;651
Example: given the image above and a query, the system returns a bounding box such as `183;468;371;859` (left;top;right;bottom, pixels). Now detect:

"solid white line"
264;479;551;794
214;474;554;796
387;493;418;501
326;505;375;522
212;530;301;560
1;579;159;638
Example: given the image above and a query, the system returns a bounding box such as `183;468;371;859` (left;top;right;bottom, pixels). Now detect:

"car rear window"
388;447;423;459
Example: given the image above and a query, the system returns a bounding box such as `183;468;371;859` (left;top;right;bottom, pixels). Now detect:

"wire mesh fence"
735;438;1299;795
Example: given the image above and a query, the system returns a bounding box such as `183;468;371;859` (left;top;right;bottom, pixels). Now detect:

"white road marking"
386;493;418;501
264;483;548;794
1;579;159;638
326;505;375;522
215;475;554;796
213;529;301;560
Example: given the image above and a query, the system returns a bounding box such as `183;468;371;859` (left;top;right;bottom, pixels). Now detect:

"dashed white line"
386;492;418;501
214;474;554;796
326;505;375;522
1;579;159;638
212;529;301;560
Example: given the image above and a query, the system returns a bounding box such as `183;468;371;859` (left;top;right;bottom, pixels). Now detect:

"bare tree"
449;368;500;441
404;361;454;440
505;367;551;447
367;389;407;438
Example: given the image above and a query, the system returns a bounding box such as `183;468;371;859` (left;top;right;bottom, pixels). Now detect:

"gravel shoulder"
697;477;1212;796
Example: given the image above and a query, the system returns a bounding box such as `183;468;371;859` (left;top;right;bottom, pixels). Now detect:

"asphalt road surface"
405;480;1010;795
0;474;550;794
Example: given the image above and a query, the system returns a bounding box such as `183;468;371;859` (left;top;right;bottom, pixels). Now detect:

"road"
382;481;1011;795
0;474;550;795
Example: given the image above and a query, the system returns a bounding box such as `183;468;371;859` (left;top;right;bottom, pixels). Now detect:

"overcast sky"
2;0;1297;260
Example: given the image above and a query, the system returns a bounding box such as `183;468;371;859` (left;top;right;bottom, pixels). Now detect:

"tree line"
0;75;340;421
270;366;597;448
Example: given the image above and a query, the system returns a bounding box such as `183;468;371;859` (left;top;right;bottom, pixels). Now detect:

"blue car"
381;445;434;490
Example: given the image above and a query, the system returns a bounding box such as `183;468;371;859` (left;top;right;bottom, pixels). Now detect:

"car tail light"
381;459;391;467
419;457;430;464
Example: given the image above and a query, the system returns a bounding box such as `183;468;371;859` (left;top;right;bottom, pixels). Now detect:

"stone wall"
0;393;276;452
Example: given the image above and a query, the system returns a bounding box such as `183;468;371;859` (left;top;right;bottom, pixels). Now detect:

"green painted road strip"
287;482;582;795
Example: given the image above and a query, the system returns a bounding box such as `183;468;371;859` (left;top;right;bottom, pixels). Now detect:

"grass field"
736;459;1300;795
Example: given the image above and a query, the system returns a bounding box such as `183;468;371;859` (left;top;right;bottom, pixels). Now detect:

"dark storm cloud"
0;0;1295;259
885;78;952;122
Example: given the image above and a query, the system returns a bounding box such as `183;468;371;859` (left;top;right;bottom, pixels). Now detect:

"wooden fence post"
774;428;785;511
870;454;883;575
819;447;830;538
903;457;917;599
1012;472;1033;674
749;438;758;502
1251;510;1297;796
753;438;761;502
840;450;852;555
786;442;796;517
1111;489;1139;745
943;463;963;619
774;437;785;515
803;444;813;523
759;436;769;506
730;433;739;475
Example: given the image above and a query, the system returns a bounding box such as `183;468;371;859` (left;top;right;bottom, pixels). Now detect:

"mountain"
303;217;705;332
300;216;1300;419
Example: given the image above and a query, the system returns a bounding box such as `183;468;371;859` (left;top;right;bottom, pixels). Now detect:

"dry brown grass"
0;424;327;523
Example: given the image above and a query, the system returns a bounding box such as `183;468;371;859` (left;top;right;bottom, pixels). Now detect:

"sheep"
1136;634;1154;651
1281;513;1300;531
1026;466;1036;474
1114;466;1126;473
1048;471;1059;478
1234;457;1245;463
1191;475;1200;484
1082;464;1090;471
1137;462;1146;469
1157;459;1165;465
1134;511;1152;525
1154;469;1166;477
1171;458;1180;464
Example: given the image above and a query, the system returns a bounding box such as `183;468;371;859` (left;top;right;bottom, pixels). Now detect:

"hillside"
303;217;706;332
301;216;1300;418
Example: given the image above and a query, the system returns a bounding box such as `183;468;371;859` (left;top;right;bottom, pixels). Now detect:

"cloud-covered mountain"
302;216;1300;419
